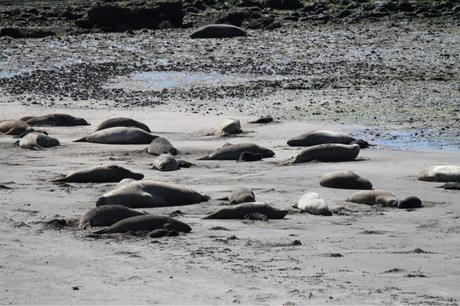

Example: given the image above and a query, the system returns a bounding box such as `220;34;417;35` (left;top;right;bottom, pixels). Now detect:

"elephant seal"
93;215;192;234
79;205;146;229
190;24;247;39
18;132;59;149
398;196;422;209
203;202;287;219
320;170;372;189
21;113;89;126
74;127;158;144
53;165;144;183
217;117;242;136
346;190;397;207
0;120;33;136
152;154;179;171
293;192;331;216
286;144;360;164
199;143;275;160
417;165;460;182
95;117;150;132
147;137;178;156
439;182;460;190
96;180;209;208
287;130;356;147
249;115;273;124
238;151;262;162
219;187;255;204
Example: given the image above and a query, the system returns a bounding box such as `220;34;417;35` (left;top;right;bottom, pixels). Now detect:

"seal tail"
73;137;87;142
197;155;210;160
92;228;109;234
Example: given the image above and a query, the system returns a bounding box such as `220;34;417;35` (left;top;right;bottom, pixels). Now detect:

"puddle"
373;131;460;151
106;71;282;91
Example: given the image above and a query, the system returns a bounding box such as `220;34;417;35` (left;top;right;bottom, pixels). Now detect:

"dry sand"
1;103;459;304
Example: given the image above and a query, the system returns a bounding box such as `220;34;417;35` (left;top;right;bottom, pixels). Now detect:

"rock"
267;0;303;10
190;24;247;39
214;7;262;27
217;117;242;136
0;28;55;39
249;115;273;123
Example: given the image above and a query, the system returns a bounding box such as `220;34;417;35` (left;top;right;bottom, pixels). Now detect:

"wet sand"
1;103;459;304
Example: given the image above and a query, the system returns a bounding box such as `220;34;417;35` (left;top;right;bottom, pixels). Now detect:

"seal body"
74;127;158;144
288;144;360;164
147;137;178;156
440;182;460;190
287;130;356;147
96;180;209;208
200;143;275;160
398;196;422;209
93;215;192;234
0;120;33;136
220;187;255;204
417;165;460;182
152;154;179;171
203;202;287;219
190;24;247;39
320;170;372;189
217;117;242;136
79;205;146;229
294;192;331;216
21;113;88;126
346;190;397;207
95;117;150;132
53;165;144;183
19;132;59;149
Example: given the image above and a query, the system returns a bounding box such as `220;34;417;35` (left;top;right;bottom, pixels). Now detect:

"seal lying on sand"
417;165;460;182
21;113;89;126
287;130;356;146
147;137;178;156
320;170;372;189
93;215;192;234
96;180;209;208
203;202;287;219
190;24;247;39
0;120;34;136
398;196;422;209
249;115;273;124
151;155;194;171
439;182;460;190
95;117;150;132
18;132;59;150
293;192;331;216
74;127;158;144
346;190;397;207
218;187;255;204
285;144;360;164
79;205;146;229
216;117;242;136
53;165;144;183
199;143;275;160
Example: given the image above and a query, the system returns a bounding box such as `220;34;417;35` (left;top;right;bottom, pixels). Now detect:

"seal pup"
346;190;397;207
417;165;460;182
216;117;242;136
203;202;287;219
18;132;59;150
398;196;422;209
199;143;275;160
93;215;192;234
74;127;158;144
53;165;144;183
21;113;89;126
285;144;360;164
152;154;179;171
190;24;247;39
0;120;34;136
147;137;178;156
293;192;332;216
79;205;146;229
218;187;256;204
438;182;460;190
96;180;209;208
320;170;372;189
95;117;150;132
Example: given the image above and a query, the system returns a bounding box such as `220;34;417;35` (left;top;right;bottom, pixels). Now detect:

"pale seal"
286;144;360;164
293;192;332;216
79;205;146;229
96;180;209;208
74;127;158;144
0;120;33;136
190;24;247;39
199;143;275;160
216;117;242;136
93;215;192;234
18;132;59;150
417;165;460;182
95;117;150;132
219;187;256;204
346;190;397;207
320;170;372;189
147;137;178;156
203;202;287;219
53;165;144;183
21;113;89;126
